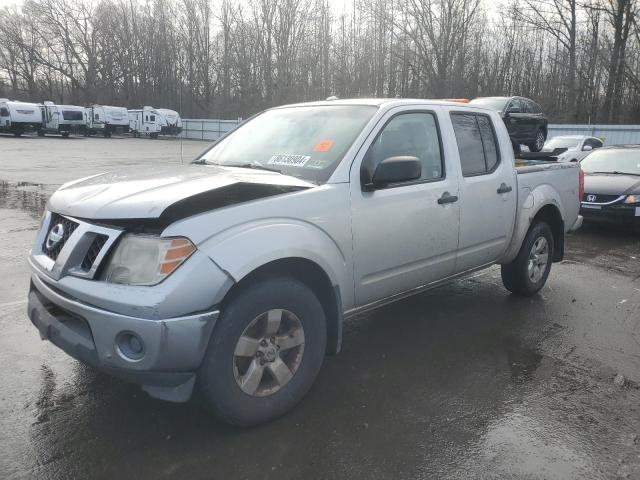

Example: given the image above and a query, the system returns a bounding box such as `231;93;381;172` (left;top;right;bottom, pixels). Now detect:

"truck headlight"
103;235;195;286
624;195;639;204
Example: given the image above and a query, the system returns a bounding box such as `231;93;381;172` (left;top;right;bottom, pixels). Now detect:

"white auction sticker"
268;154;311;167
635;207;640;217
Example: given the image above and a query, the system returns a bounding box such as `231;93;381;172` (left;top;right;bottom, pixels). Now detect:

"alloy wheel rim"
527;236;549;283
536;131;545;150
232;309;305;397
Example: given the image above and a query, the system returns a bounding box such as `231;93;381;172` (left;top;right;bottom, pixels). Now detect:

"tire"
13;131;22;137
198;276;327;426
61;131;69;138
150;133;158;139
527;128;546;152
501;221;554;296
37;130;45;137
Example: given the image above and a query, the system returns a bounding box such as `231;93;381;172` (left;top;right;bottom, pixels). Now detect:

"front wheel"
528;129;546;152
198;277;327;426
501;222;554;296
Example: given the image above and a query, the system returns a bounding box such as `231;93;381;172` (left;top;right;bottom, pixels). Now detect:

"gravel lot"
1;135;640;480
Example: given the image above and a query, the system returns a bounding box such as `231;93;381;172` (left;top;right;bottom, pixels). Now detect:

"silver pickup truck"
27;99;583;425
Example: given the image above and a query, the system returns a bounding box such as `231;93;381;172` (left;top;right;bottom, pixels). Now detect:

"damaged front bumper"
28;272;219;402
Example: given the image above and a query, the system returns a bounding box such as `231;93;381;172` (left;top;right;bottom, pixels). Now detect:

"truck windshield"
543;137;580;151
62;110;83;121
469;97;508;112
198;105;377;184
581;149;640;175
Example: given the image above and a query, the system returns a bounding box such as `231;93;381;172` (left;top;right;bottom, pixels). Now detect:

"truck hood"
48;164;314;227
583;173;640;196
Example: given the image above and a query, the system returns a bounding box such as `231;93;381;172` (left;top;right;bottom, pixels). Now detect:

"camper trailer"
0;99;42;136
38;101;85;137
85;105;130;137
128;107;163;138
157;108;183;135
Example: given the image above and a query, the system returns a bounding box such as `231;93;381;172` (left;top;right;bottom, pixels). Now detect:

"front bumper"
28;272;219;402
580;203;640;225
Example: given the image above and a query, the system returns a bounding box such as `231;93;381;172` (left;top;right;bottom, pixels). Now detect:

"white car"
542;135;604;162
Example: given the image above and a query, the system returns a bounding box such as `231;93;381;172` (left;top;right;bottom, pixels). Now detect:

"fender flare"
198;218;351;307
499;184;565;264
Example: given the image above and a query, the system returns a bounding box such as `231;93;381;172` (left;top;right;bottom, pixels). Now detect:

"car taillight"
579;168;584;201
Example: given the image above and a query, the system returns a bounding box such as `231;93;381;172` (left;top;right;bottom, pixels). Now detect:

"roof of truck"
276;98;489;109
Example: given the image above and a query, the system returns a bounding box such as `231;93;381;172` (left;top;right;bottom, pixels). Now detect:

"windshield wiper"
225;163;282;174
197;161;282;174
591;171;640;176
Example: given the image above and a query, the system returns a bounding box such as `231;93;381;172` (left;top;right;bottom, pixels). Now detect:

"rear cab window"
450;112;501;177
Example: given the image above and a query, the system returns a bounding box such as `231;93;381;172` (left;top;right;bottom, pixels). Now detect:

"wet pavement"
1;137;640;479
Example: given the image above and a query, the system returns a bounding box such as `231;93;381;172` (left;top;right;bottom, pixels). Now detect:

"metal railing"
180;118;242;141
548;124;640;145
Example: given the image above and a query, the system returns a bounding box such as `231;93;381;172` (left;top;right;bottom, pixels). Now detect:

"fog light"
116;331;145;361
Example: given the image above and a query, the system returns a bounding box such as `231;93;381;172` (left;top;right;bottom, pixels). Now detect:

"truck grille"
81;234;109;271
42;213;79;261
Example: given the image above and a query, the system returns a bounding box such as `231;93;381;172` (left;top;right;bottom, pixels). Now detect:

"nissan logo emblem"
586;194;597;202
45;223;65;250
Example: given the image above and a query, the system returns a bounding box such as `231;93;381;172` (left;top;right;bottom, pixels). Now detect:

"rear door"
350;106;460;306
448;110;517;272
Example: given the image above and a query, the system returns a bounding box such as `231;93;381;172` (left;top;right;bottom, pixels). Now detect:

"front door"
351;107;460;307
448;110;517;272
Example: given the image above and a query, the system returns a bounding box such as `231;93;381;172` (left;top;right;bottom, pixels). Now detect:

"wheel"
198;277;327;426
37;130;45;137
527;129;546;152
501;221;554;296
150;133;158;139
61;131;69;138
13;131;22;137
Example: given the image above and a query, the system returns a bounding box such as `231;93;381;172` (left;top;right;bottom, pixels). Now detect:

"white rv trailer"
0;99;42;136
85;105;130;137
38;101;85;137
157;108;183;135
128;106;163;138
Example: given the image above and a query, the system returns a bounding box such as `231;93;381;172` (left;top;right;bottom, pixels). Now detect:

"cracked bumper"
28;273;219;402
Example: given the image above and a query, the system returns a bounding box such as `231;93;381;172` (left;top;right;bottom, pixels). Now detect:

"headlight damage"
102;235;195;286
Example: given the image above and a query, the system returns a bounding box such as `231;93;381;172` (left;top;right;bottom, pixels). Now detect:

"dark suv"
469;96;548;152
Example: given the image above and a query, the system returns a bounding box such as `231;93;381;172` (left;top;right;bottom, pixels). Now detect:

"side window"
145;115;148;121
150;115;156;122
521;100;533;113
451;113;501;177
507;99;521;113
0;107;8;117
584;138;602;148
362;112;444;185
94;113;99;120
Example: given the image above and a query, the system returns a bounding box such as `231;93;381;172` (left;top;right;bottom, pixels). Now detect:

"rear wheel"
527;128;546;152
61;131;70;138
198;277;327;426
501;222;554;296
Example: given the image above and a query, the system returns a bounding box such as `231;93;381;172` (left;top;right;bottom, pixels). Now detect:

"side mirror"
364;156;421;191
582;145;593;152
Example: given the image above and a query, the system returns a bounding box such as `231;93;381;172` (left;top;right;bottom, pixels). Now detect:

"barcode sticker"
268;154;311;167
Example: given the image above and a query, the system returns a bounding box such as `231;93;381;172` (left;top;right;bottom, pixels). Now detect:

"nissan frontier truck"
27;99;583;425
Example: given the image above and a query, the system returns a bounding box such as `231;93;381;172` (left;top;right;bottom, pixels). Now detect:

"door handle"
437;192;458;205
497;183;513;194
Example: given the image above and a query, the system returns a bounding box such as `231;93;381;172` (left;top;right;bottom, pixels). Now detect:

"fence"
181;118;242;140
181;118;640;146
548;124;640;145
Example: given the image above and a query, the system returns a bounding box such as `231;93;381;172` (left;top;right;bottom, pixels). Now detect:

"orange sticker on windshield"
314;140;335;152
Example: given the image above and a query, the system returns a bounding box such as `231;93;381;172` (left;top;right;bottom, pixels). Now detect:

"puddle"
0;180;52;219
